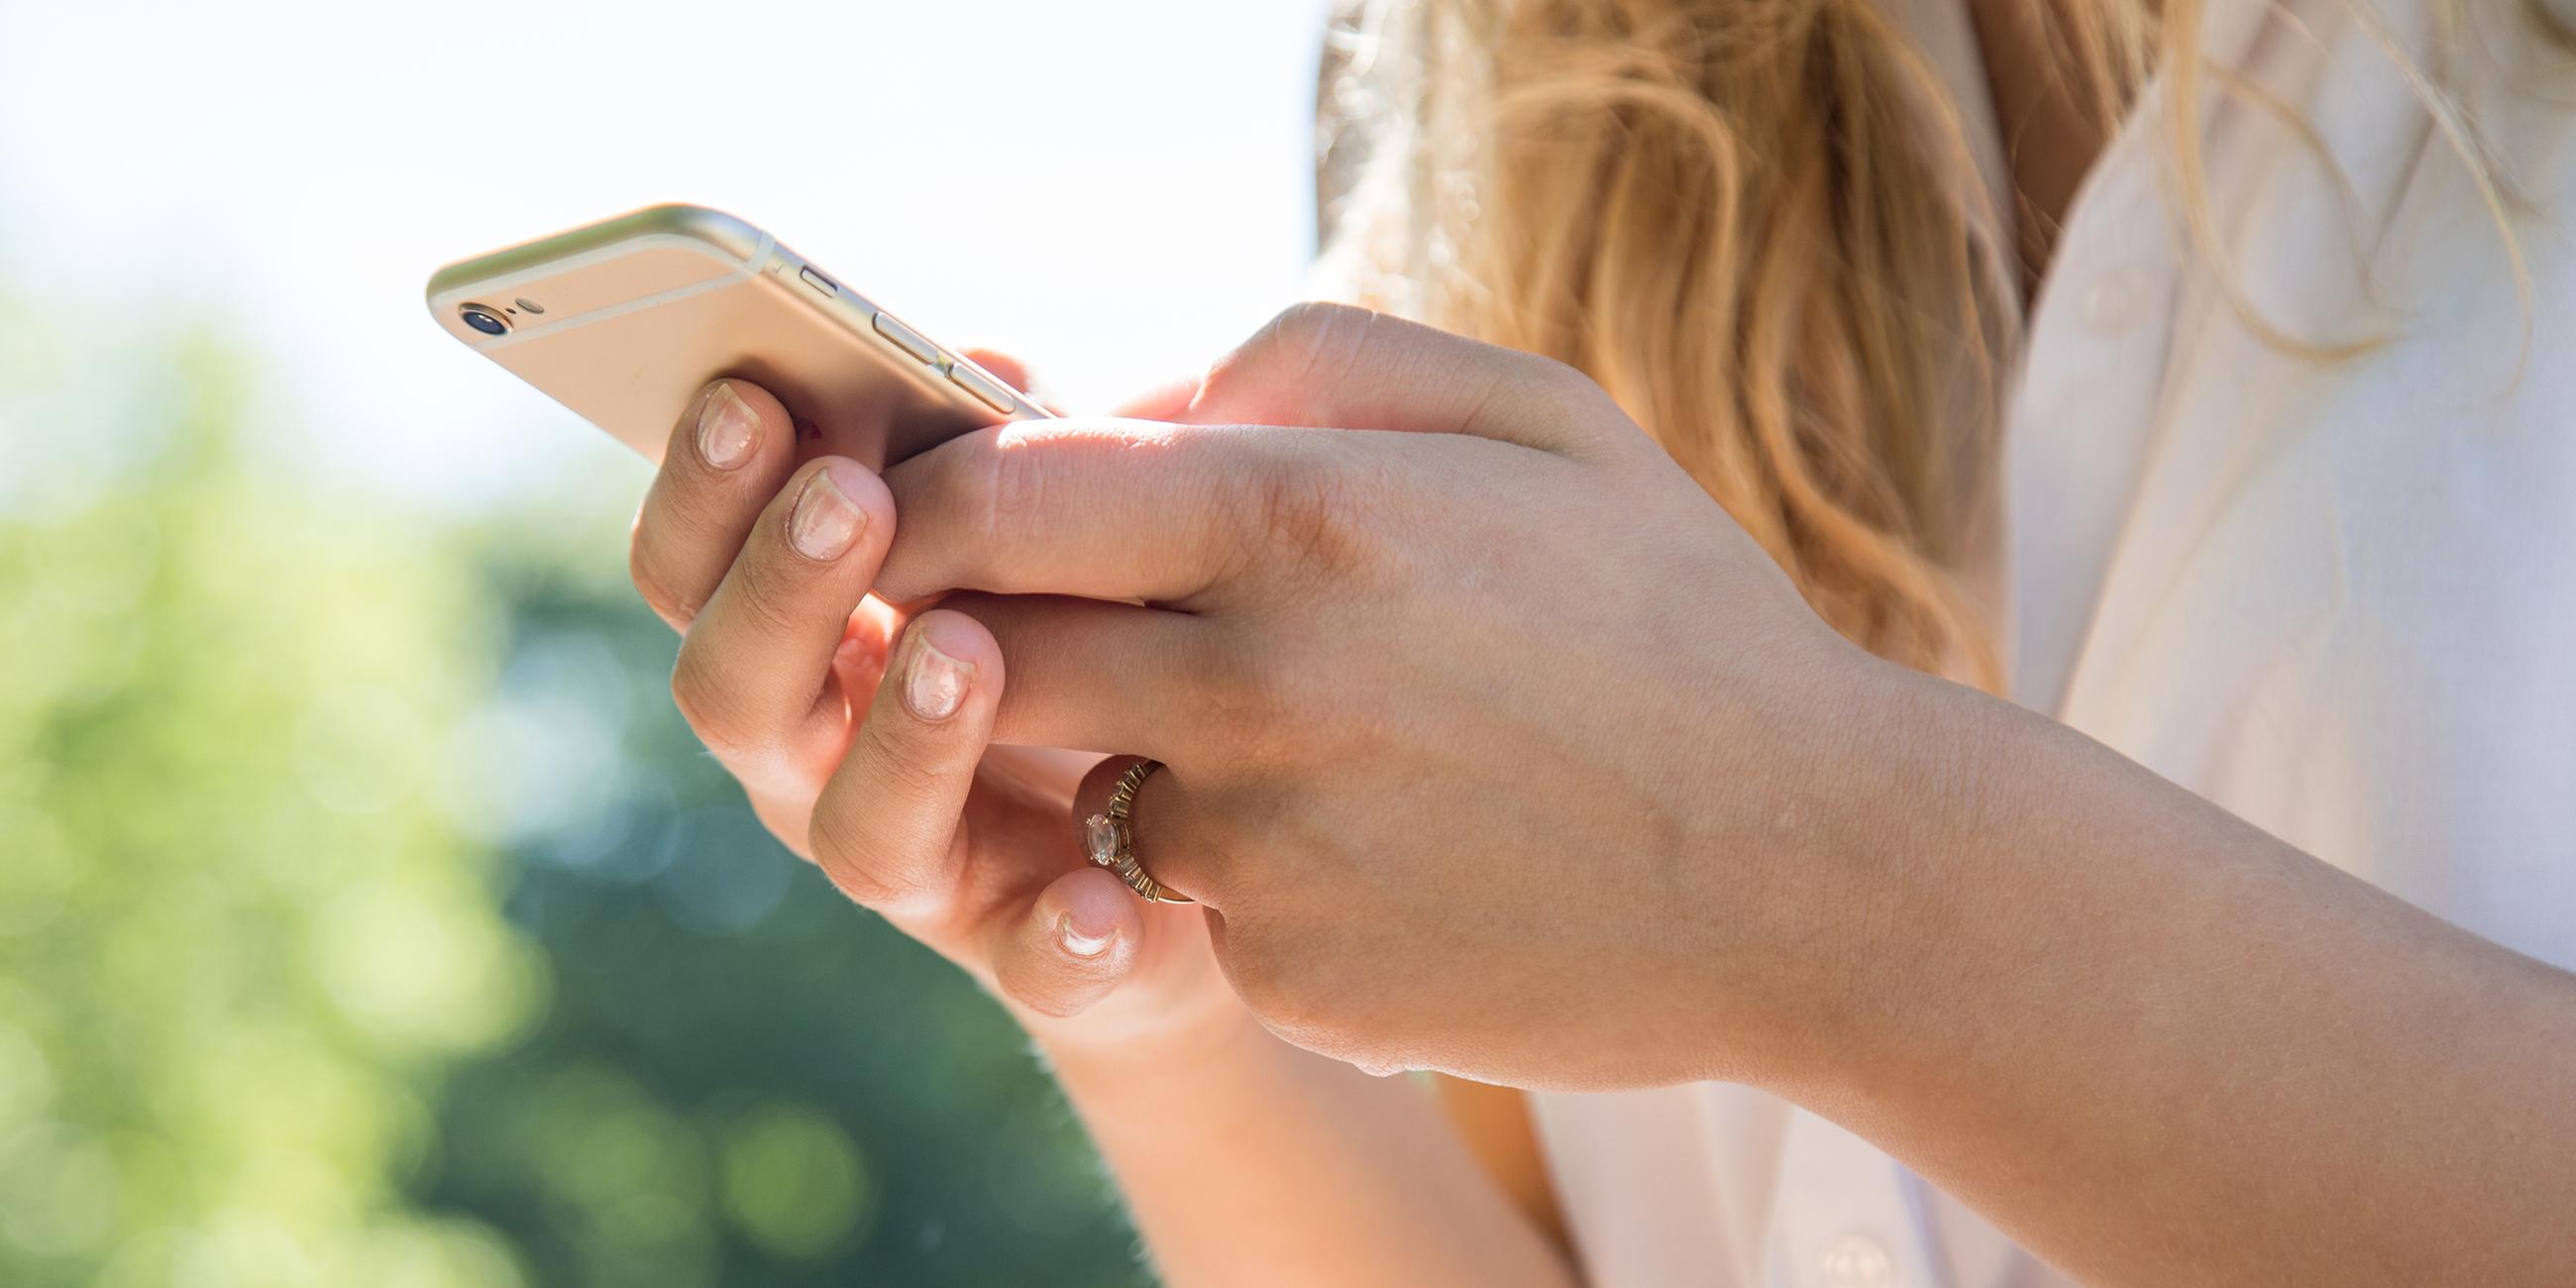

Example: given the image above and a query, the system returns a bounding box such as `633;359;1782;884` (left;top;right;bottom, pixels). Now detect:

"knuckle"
802;795;913;910
1187;642;1315;765
1184;639;1276;726
627;542;699;627
931;430;1003;526
982;433;1054;564
842;716;965;829
890;431;1011;594
717;547;809;641
1516;354;1630;448
1243;446;1377;586
1206;302;1378;414
865;735;952;806
669;645;763;764
1247;969;1376;1066
1261;300;1372;358
1228;947;1342;1053
1220;934;1296;1018
1523;351;1603;400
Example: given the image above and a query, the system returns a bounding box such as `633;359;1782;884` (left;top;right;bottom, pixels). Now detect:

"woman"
619;0;2576;1281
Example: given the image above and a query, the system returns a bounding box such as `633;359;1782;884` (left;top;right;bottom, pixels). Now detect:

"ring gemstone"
1083;813;1125;869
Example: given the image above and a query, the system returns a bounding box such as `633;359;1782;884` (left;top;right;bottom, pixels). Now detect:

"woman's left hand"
868;304;1940;1090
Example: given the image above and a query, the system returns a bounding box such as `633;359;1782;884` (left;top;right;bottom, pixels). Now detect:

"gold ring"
1081;760;1194;904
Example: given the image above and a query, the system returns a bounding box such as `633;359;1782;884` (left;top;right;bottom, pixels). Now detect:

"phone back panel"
427;205;1039;469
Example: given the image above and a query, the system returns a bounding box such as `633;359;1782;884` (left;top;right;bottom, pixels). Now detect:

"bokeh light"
714;1101;875;1260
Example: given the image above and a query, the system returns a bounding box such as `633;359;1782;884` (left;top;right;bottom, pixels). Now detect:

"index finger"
874;305;1617;607
874;417;1329;607
630;379;802;630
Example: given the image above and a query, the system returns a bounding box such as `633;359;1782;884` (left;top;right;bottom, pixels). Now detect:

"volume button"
948;362;1017;414
872;312;938;364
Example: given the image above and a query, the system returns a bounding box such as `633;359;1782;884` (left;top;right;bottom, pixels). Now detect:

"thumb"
1177;301;1608;456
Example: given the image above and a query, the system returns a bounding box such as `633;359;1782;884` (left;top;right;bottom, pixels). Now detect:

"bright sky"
0;0;1332;509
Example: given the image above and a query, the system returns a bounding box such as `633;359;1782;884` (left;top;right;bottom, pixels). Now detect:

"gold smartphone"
426;203;1045;467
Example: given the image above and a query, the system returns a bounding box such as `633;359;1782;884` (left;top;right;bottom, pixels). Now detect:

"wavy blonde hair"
1315;0;2542;687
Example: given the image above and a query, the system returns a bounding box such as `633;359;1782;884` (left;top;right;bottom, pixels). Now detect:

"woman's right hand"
626;370;1240;1054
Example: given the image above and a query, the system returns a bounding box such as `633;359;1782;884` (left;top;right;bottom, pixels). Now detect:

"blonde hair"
1316;0;2543;687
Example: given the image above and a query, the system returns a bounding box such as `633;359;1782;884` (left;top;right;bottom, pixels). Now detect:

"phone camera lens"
459;304;510;336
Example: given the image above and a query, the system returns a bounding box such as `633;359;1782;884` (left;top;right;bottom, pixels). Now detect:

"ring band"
1082;760;1194;905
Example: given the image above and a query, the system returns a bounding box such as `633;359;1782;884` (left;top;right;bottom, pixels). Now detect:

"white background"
0;0;1333;508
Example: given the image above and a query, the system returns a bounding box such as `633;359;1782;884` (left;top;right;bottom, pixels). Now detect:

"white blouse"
1522;0;2576;1283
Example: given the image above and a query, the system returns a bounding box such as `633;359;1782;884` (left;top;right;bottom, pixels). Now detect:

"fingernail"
790;462;868;561
902;626;972;721
1057;912;1117;958
697;382;757;470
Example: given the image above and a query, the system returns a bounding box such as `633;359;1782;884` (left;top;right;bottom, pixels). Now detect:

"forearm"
1044;1010;1578;1288
1809;667;2576;1285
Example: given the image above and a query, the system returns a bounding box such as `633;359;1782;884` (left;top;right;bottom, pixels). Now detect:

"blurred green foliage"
0;310;1148;1285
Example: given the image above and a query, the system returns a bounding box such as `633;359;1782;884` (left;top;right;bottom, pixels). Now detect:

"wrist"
1769;655;2151;1111
1694;648;2029;1097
